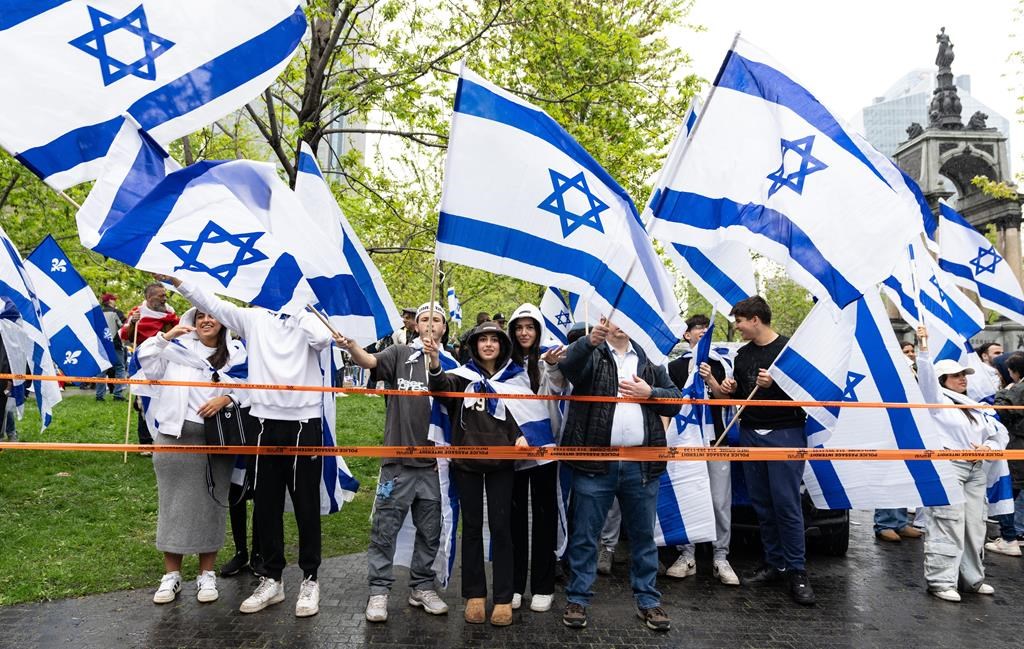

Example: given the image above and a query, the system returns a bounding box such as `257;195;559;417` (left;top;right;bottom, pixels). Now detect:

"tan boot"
464;597;486;624
490;603;513;626
898;525;924;539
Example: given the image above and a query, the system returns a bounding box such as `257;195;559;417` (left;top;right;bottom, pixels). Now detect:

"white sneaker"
984;538;1022;557
511;593;522;610
239;577;285;613
196;570;219;603
931;588;961;602
666;555;696;579
365;593;389;622
713;560;740;586
153;572;181;604
408;589;449;615
530;593;553;612
295;577;320;617
972;583;995;595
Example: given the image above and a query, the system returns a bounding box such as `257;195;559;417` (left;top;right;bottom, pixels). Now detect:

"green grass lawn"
0;389;385;605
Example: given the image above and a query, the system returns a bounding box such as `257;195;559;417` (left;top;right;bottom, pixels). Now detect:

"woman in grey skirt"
136;307;247;605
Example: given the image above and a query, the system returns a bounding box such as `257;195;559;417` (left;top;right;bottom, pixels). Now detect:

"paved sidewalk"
2;511;1023;648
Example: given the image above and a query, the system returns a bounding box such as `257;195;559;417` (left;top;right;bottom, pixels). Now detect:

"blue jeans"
95;348;126;399
567;461;660;609
874;508;909;534
740;425;807;571
997;488;1023;541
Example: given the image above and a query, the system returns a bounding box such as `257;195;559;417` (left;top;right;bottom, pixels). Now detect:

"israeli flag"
436;66;684;364
899;168;939;252
649;37;924;308
446;287;462;328
24;236;114;377
0;1;306;189
315;347;359;514
646;98;755;317
0;226;61;429
677;317;718;445
936;201;1024;326
294;143;403;346
770;291;962;509
654;413;716;546
987;461;1015;516
80;123;320;315
540;287;574;346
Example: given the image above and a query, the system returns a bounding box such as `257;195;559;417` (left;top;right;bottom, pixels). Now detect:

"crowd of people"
101;277;1024;631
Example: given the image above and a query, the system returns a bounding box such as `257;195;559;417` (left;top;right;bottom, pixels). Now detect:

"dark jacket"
995;381;1024;488
558;336;682;482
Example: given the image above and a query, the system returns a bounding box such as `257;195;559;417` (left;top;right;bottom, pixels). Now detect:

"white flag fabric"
540;287;574;346
654;414;716;546
0;1;305;189
314;348;360;514
648;37;924;308
0;226;62;429
25;235;114;377
646;98;755;316
436;66;684;363
937;201;1024;325
294;142;403;346
770;292;963;509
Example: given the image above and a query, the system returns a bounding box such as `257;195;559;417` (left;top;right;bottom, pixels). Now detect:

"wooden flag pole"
712;385;758;448
122;320;140;463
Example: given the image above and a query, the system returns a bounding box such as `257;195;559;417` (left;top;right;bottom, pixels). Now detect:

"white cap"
933;359;975;378
416;302;446;320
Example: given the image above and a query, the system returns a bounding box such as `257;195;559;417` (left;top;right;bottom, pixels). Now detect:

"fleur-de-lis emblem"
51;258;67;273
64;350;82;365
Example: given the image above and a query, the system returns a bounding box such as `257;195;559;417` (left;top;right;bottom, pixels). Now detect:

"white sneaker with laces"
666;555;696;579
530;593;553;612
511;593;522;610
984;538;1022;557
153;572;181;604
196;570;219;603
931;588;961;602
295;577;320;617
408;589;449;615
365;593;389;622
239;576;285;613
972;583;995;595
713;560;740;586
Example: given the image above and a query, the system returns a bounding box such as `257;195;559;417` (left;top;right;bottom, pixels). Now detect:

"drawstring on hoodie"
293;419;304;493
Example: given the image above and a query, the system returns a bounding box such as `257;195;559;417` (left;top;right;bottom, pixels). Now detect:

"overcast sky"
670;0;1022;175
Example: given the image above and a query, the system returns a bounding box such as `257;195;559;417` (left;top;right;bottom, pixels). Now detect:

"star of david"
766;135;828;198
163;221;269;287
555;310;571;327
841;371;865;402
537;169;608;238
970;245;1002;275
677;405;703;429
929;275;950;306
69;5;175;86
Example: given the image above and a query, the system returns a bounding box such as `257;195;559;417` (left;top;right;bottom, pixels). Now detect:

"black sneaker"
220;552;249;577
636;605;671;631
789;570;816;606
743;563;784;585
562;602;587;628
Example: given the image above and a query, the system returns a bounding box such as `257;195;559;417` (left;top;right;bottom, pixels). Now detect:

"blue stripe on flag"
807;459;853;509
854;298;949;506
543;316;568;345
308;275;374;317
103;130;172;235
652;190;861;307
988;472;1013;504
518;418;555;447
16;8;307;181
671;243;750;308
455;77;642;226
297;151;324;178
437;211;678;354
773;347;841;417
715;51;892;191
935;339;963;363
0;0;70;31
341;232;395;337
939;259;1024;317
900;168;937;240
656;469;689;546
249;254;306;312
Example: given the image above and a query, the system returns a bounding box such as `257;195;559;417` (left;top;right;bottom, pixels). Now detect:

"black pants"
137;410;152;445
512;462;557;596
253;418;323;581
228;472;260;559
454;466;514;603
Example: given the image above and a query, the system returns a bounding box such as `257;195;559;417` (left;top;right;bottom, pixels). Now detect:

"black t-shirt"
666;355;726;435
734;335;806;430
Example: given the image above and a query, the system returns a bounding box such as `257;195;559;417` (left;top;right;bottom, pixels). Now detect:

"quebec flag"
436;66;684;364
294;142;402;346
79;122;320;315
937;201;1024;326
540;287;574;346
0;1;306;189
0;226;61;430
646;98;755;317
770;291;962;509
648;37;924;309
25;236;114;377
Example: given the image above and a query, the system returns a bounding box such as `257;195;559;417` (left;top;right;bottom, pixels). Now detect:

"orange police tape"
7;372;1024;410
1;443;1023;462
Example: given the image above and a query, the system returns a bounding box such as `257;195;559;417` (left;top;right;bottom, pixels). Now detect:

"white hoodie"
178;280;333;421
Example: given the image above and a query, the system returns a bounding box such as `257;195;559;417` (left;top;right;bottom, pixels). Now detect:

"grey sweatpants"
678;460;732;561
368;464;442;595
923;460;987;592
